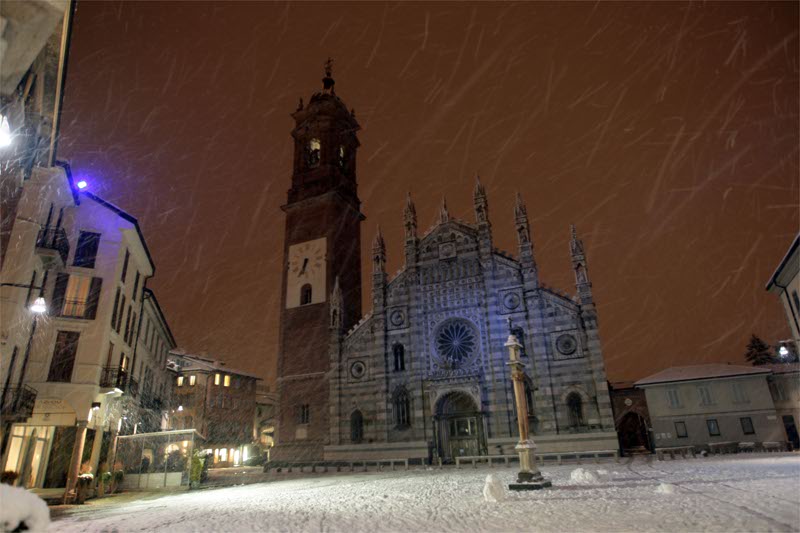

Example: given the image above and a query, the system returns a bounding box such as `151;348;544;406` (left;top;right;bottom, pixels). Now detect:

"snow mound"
483;474;506;502
569;468;600;484
0;483;50;532
655;483;677;494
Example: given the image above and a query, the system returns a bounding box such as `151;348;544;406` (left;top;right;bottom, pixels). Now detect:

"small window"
177;376;184;387
300;284;313;305
338;145;347;171
740;417;755;435
666;388;681;408
121;250;130;282
132;272;140;301
214;373;221;386
706;419;721;437
74;232;101;268
189;375;196;386
306;138;321;168
299;404;310;424
698;385;713;406
675;421;688;438
224;375;231;387
393;344;405;372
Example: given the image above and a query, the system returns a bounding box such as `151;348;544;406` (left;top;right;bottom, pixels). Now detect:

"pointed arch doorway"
433;391;486;462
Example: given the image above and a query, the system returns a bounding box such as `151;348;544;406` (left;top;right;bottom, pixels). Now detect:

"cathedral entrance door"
434;391;485;463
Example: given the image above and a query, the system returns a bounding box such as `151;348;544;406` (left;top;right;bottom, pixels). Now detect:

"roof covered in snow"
634;363;770;386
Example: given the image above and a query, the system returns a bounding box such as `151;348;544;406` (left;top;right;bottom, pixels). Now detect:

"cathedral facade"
274;67;617;463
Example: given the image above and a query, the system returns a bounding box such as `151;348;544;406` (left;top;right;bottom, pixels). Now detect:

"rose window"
435;319;478;367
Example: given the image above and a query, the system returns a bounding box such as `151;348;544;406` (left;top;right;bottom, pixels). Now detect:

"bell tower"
275;60;364;461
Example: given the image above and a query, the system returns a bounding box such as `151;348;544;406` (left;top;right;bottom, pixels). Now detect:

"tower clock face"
286;237;327;308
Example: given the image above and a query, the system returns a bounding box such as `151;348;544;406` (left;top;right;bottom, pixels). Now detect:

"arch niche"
433;391;486;462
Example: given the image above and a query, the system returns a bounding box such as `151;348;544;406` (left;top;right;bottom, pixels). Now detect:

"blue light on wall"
77;180;88;189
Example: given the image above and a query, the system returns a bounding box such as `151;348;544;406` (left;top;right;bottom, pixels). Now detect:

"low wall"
121;471;184;490
324;441;428;461
489;431;619;454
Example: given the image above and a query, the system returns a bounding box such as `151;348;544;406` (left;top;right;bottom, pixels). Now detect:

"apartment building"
168;352;259;466
0;172;176;499
635;364;786;450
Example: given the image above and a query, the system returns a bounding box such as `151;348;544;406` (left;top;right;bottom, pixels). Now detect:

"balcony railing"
35;227;70;265
100;367;140;397
62;298;89;319
0;385;37;421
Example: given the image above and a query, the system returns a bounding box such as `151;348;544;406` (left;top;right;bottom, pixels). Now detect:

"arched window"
350;410;364;443
338;145;347;171
393;344;405;372
306;138;321;168
393;387;411;429
300;284;312;305
567;392;584;428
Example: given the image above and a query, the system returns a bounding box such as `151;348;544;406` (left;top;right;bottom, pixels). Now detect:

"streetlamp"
505;320;551;491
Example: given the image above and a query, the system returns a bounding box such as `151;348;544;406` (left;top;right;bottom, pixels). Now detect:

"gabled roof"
168;352;261;380
143;288;177;347
634;363;770;386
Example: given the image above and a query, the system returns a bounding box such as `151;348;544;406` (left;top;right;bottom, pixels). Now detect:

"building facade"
635;364;786;450
0;169;175;496
168;352;259;466
765;363;800;449
274;67;617;463
608;381;652;454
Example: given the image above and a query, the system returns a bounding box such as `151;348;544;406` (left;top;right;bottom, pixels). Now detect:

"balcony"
61;298;90;319
100;367;140;397
0;385;37;422
35;227;70;266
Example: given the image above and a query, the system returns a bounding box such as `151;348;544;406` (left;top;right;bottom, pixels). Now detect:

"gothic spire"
372;224;386;272
438;197;450;224
514;192;530;244
570;224;592;305
473;175;490;226
404;192;417;225
330;276;343;330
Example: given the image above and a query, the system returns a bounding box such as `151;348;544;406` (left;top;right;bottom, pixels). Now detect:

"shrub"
113;470;124;483
101;472;113;483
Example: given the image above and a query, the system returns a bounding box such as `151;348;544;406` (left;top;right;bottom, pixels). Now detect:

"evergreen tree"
745;334;775;366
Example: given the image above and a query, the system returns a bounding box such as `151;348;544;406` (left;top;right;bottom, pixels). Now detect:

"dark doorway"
783;415;799;450
618;412;651;454
434;391;485;462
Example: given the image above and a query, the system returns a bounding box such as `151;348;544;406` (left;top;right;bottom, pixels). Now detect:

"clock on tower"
274;60;364;462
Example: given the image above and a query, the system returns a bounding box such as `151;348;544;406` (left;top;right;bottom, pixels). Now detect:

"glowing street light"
30;297;47;314
0;115;12;148
76;180;88;189
779;346;789;357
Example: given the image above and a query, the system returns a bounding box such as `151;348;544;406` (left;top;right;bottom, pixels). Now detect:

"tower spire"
372;224;386;272
515;193;538;288
404;193;419;268
322;57;335;93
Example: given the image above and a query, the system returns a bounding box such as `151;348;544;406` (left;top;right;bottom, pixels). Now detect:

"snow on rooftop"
634;363;771;386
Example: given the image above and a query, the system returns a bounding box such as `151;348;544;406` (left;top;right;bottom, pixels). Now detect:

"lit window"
214;373;221;386
63;275;92;317
177;376;184;387
307;138;321;167
189;375;196;386
338;145;347;171
299;404;310;424
224;375;231;387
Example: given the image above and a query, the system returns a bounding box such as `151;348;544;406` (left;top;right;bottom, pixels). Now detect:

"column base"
509;470;552;491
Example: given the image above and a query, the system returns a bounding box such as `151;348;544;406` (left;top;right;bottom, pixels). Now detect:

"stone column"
506;329;551;491
89;427;105;475
63;420;88;503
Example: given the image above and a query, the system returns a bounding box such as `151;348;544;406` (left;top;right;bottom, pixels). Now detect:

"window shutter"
51;273;69;316
85;277;103;319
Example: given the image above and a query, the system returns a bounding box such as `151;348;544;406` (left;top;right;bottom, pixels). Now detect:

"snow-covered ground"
51;455;800;532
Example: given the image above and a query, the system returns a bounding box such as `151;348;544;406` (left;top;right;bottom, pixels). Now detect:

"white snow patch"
569;467;600;484
655;483;677;494
0;484;50;533
482;474;506;502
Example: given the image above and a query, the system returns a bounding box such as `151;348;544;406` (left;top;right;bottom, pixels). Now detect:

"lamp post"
506;320;551;491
